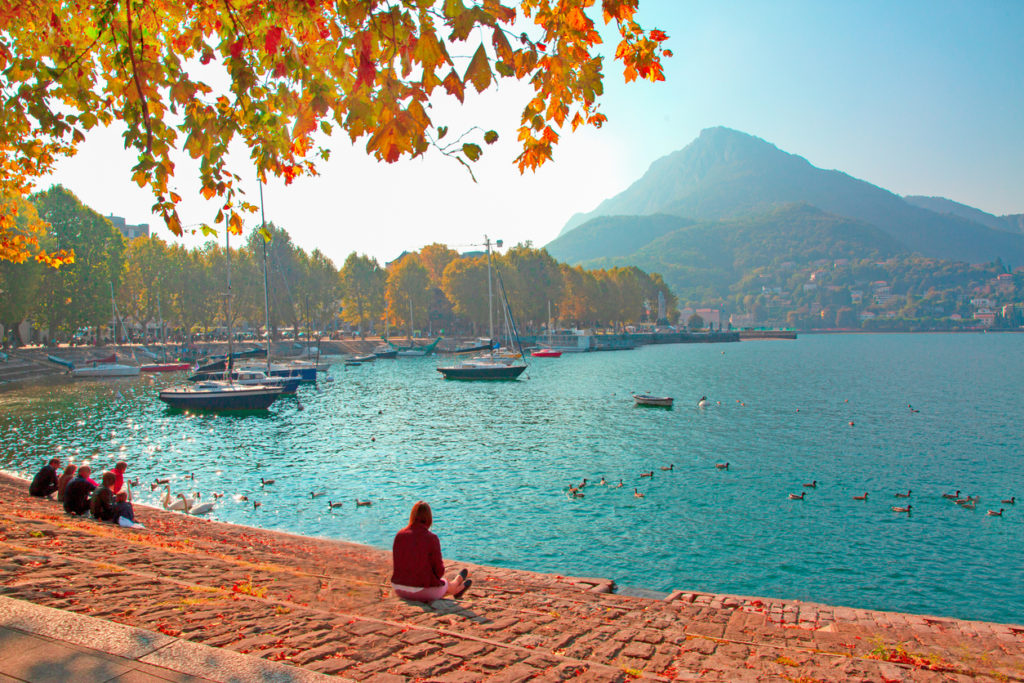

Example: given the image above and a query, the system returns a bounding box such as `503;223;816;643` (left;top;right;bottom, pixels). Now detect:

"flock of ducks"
147;472;375;515
788;483;1015;516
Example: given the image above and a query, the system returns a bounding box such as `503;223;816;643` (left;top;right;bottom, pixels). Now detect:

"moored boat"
531;348;562;358
71;362;141;378
158;381;283;410
140;362;192;372
633;393;673;408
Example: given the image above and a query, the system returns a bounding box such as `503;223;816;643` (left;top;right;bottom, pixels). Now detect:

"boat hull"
140;363;192;372
632;394;673;408
158;384;282;410
71;364;141;378
437;365;527;381
531;348;562;358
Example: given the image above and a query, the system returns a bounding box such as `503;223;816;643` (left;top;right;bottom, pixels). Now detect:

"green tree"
31;186;126;340
0;197;46;344
442;256;489;335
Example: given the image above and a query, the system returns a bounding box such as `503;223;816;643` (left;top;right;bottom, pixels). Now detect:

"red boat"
140;362;193;372
531;348;562;358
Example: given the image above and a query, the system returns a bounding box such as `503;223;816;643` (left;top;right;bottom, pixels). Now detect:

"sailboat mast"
110;281;117;345
157;290;165;361
259;181;272;374
225;218;233;380
485;236;494;343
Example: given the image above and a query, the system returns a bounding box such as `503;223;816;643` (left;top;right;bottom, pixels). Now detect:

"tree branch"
125;0;153;153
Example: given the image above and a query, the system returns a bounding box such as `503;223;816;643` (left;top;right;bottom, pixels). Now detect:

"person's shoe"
454;579;472;598
458;568;469;580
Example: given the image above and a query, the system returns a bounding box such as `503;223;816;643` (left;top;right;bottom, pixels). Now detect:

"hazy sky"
38;0;1024;266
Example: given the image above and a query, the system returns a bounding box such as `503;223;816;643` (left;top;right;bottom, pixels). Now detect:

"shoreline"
1;471;1022;681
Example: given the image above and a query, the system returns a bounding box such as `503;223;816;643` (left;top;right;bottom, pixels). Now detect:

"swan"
188;494;215;516
715;463;729;470
803;480;817;488
164;493;187;512
853;493;868;501
788;492;805;500
987;509;1004;517
891;505;912;513
356;499;372;507
159;486;172;508
894;490;911;498
1002;496;1015;505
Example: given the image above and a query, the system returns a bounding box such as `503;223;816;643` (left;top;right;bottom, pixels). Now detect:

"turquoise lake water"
1;333;1022;624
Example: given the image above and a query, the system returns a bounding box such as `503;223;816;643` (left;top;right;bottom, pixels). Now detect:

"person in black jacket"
90;472;118;522
28;458;60;498
63;466;96;516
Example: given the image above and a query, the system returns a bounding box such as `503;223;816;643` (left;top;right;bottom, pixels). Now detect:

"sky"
37;0;1024;266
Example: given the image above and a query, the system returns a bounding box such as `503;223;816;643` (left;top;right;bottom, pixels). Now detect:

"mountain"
549;203;907;295
555;127;1024;266
903;195;1024;235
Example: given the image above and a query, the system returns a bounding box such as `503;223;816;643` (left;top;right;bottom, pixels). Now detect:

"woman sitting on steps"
391;501;471;602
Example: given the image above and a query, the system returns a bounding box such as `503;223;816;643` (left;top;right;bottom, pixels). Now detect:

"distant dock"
739;330;798;340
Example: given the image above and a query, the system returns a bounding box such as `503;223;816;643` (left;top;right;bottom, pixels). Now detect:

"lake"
1;332;1022;624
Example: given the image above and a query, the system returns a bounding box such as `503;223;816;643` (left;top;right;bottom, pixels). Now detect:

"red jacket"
391;523;444;588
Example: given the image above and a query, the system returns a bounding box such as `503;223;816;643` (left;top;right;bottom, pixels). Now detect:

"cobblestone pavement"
1;474;1022;682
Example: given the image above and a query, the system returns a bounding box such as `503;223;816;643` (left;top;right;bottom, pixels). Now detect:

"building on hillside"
107;215;150;240
971;297;994;309
730;312;755;328
974;309;996;327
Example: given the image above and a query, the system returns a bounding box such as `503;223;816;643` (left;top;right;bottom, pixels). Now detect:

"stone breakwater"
0;473;1021;682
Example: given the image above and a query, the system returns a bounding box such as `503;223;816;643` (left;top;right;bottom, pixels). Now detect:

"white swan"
163;490;187;512
187;492;215;516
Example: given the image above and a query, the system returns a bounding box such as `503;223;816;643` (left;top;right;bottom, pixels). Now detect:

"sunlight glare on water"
1;333;1022;623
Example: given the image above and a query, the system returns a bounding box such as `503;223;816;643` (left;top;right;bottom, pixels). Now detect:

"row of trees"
0;187;678;345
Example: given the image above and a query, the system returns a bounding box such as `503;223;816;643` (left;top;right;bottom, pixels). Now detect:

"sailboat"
141;291;191;371
69;284;140;377
437;236;527;381
159;216;283;411
531;301;562;358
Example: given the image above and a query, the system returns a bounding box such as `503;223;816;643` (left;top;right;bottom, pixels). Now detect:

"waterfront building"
107;215;150;240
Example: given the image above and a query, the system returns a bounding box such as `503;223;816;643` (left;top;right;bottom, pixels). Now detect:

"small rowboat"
633;394;673;408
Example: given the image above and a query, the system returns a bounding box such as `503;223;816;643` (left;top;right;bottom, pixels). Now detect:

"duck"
261;477;275;486
788;492;805;500
154;477;170;486
987;509;1004;517
578;478;588;489
660;464;674;471
956;496;978;507
639;471;654;478
697;396;709;408
212;492;224;500
237;495;249;502
894;490;911;498
183;472;195;480
803;480;817;488
356;499;372;507
853;493;868;501
891;505;912;513
633;488;645;499
310;490;326;499
958;499;976;510
328;500;344;509
715;463;729;470
1001;496;1015;505
942;490;961;500
253;501;262;510
599;477;607;486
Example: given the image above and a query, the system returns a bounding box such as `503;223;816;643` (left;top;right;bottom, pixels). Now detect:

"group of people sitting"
28;458;141;527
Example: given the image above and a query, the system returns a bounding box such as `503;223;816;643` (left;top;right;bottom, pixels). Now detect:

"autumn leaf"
484;130;498;144
462;143;482;161
264;26;283;56
464;44;492;93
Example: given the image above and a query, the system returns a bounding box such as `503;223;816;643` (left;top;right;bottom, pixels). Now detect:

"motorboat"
158;381;283;410
632;394;673;408
437;357;527;381
71;362;140;378
531;348;562;358
372;345;397;359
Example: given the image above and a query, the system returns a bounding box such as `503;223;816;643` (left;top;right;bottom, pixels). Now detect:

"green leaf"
484;130;498;145
437;125;448;139
200;224;217;237
258;227;272;242
462;143;482;161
